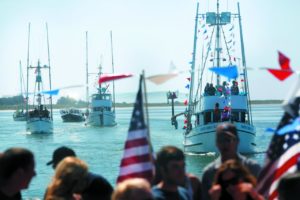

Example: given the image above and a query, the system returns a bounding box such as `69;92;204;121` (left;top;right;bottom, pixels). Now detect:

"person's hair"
45;157;89;199
213;159;256;186
112;178;152;200
156;146;184;170
0;148;34;186
278;173;300;200
216;123;239;141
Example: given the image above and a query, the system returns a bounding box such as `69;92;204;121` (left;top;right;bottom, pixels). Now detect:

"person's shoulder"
152;186;165;199
177;187;191;200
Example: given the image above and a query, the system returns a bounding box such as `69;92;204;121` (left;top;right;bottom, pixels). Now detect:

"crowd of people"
0;122;297;200
204;81;240;96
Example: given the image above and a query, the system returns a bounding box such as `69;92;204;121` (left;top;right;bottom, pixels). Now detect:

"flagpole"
142;71;151;139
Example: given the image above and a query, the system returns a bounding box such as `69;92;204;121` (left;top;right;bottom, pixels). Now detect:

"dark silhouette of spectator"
204;83;210;95
213;103;221;122
209;159;263;200
201;123;261;200
209;84;216;96
278;173;300;200
46;146;113;200
231;81;239;95
45;157;89;200
112;178;153;200
152;146;192;200
0;147;36;200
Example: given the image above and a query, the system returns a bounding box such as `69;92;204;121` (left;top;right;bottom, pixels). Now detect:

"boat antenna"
26;23;31;120
186;2;199;134
46;22;53;120
110;30;116;113
237;2;253;124
86;31;89;114
216;0;221;86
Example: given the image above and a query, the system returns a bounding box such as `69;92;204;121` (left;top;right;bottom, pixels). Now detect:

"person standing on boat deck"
201;123;261;200
213;103;221;122
152;146;192;200
46;146;113;200
0;148;36;200
204;83;210;95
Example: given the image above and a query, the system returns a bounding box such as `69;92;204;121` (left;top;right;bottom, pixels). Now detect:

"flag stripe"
120;154;152;167
126;129;148;141
125;137;149;149
122;145;150;159
119;162;154;176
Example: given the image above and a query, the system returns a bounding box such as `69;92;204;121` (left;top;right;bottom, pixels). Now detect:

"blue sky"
0;0;299;100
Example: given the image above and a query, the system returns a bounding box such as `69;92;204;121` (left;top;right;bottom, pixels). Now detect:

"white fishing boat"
85;32;117;127
26;24;53;134
175;1;256;154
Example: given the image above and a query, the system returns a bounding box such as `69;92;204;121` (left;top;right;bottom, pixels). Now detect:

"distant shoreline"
0;100;283;110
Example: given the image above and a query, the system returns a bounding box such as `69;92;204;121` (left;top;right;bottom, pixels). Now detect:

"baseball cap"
47;146;76;167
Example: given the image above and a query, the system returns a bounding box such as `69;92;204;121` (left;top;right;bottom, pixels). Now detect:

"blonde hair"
45;157;88;200
112;178;152;200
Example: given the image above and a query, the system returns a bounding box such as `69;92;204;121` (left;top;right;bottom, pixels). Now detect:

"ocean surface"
0;104;282;199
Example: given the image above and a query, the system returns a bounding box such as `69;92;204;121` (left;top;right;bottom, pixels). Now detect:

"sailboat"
177;1;256;154
86;31;117;127
26;24;53;133
13;61;27;121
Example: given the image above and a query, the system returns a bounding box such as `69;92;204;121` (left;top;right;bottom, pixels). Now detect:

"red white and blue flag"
256;95;300;199
117;75;154;183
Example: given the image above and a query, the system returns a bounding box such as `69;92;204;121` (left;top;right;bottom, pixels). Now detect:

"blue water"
0;104;282;199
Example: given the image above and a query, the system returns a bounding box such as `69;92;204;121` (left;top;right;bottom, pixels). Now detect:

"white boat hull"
87;111;116;127
26;118;53;133
184;122;256;154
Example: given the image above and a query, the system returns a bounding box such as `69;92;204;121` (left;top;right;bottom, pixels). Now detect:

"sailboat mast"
110;31;116;113
46;23;53;119
86;31;89;112
26;23;31;119
187;2;199;133
237;3;253;124
216;0;221;86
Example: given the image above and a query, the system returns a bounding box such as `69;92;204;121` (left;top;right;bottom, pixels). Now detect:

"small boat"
173;1;256;154
13;109;27;121
60;108;85;122
13;61;27;121
26;24;53;134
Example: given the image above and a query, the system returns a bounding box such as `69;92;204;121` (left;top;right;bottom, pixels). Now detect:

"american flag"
117;75;154;183
256;97;300;200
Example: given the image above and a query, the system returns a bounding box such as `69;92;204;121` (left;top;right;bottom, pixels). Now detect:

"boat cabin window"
204;111;212;124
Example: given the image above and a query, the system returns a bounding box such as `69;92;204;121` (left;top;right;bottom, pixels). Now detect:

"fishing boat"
60;108;85;122
13;61;27;121
26;24;53;134
174;1;256;154
85;32;116;127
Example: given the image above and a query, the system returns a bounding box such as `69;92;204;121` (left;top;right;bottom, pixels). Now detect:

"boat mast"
216;0;221;86
186;2;199;133
19;60;24;110
110;31;116;113
237;3;253;124
85;31;89;113
46;23;53;120
26;23;31;119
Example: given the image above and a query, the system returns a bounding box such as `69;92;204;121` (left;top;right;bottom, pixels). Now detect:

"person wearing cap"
46;146;76;168
46;146;113;200
201;123;261;200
